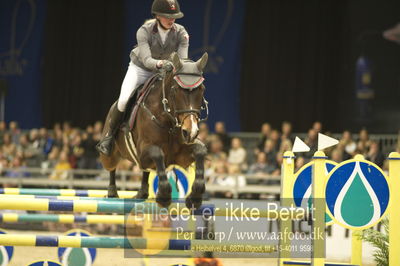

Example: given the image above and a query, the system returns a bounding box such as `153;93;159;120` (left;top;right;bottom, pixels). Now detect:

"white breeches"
117;62;153;112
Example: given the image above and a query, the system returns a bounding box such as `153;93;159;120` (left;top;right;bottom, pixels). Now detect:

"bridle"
162;71;209;128
163;71;209;127
142;69;209;132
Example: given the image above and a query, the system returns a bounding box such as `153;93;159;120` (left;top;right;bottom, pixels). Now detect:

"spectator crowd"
0;119;398;199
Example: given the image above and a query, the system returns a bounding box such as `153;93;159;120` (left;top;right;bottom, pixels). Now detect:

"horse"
99;52;209;209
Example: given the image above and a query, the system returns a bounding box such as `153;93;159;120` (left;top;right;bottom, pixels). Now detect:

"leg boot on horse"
108;170;119;198
96;105;124;156
135;171;150;200
185;141;207;209
141;145;172;208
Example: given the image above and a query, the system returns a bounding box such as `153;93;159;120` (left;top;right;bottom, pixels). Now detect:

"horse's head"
163;52;208;144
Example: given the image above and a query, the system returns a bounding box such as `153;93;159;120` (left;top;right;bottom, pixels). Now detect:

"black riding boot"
96;107;124;156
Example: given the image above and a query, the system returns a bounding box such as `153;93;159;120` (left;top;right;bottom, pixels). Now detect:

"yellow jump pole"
350;230;362;265
350;154;365;266
312;151;327;266
279;151;296;266
389;152;400;265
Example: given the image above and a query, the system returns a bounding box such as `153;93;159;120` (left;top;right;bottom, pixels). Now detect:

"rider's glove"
156;60;174;72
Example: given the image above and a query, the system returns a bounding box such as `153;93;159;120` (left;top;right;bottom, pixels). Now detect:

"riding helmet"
151;0;184;19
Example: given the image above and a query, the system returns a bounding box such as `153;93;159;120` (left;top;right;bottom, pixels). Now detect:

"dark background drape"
41;0;124;128
40;0;245;131
240;0;400;133
6;0;397;132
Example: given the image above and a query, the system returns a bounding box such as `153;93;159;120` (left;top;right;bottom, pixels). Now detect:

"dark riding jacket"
130;20;189;72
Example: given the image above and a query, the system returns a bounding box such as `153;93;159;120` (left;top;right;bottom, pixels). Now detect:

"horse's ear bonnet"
173;53;208;90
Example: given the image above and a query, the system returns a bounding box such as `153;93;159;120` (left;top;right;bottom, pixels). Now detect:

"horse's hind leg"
186;141;207;209
135;171;150;200
142;145;171;207
108;170;119;198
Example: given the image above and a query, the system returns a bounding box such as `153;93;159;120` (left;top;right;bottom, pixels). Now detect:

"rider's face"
157;15;175;29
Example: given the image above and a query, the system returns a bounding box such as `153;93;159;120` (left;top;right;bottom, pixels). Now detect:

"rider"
96;0;189;156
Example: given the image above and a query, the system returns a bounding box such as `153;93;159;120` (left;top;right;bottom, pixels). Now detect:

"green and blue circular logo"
58;230;96;266
0;229;13;266
325;159;389;230
151;165;192;199
293;160;337;225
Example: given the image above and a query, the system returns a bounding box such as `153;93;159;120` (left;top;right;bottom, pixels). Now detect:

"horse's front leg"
135;171;150;200
186;141;207;209
142;145;171;207
108;170;119;198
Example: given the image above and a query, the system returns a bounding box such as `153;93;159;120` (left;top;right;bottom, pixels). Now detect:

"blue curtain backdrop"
0;0;46;128
123;0;245;132
0;0;244;131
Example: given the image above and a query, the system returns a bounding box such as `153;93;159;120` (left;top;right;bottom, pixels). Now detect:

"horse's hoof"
185;195;203;210
186;179;205;209
156;195;172;208
107;185;119;198
156;189;172;207
107;192;119;198
134;190;149;200
156;180;172;208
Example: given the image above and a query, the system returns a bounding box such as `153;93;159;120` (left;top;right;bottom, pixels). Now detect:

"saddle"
122;74;160;131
